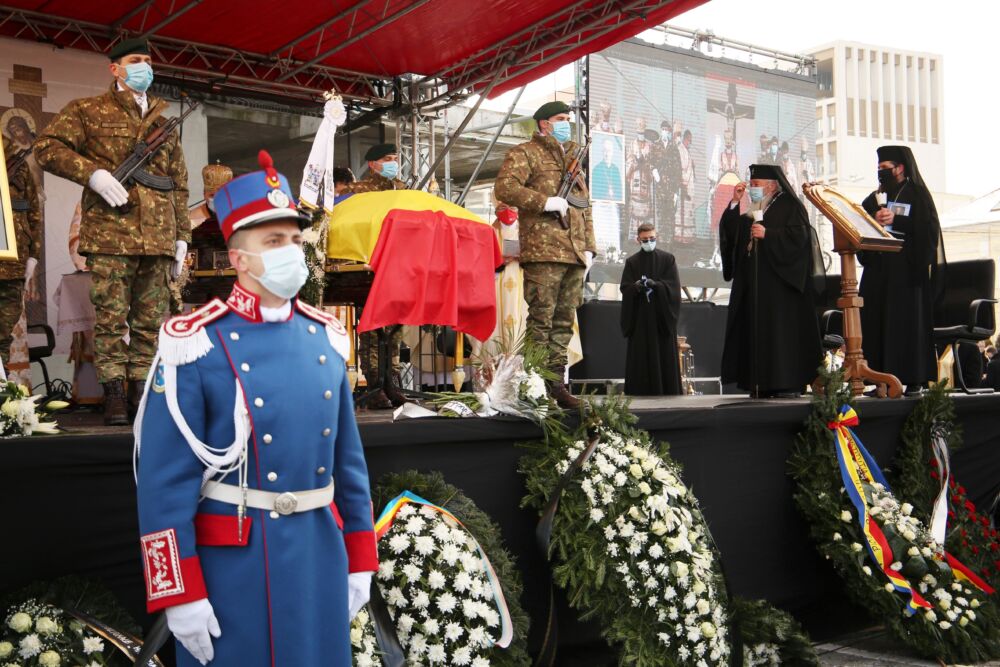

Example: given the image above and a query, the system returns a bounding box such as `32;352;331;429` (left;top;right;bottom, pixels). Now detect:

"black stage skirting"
4;394;1000;657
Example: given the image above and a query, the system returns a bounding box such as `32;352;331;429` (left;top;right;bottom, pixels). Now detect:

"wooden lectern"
802;183;905;398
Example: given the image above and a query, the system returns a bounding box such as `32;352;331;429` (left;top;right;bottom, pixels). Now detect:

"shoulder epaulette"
159;299;229;365
296;301;350;362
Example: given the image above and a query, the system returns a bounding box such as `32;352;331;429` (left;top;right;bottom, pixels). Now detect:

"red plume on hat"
258;150;280;188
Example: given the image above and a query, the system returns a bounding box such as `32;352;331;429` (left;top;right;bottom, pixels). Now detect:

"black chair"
933;259;997;394
27;323;56;396
816;274;844;353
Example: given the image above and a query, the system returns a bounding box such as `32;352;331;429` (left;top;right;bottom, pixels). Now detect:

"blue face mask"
748;186;765;203
240;243;309;300
550;120;571;143
379;161;399;180
640;239;657;252
121;62;154;93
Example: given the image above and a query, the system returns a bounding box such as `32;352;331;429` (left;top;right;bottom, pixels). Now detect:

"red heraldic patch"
141;528;184;600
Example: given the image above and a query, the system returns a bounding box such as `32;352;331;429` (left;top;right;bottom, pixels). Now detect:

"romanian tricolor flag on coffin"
328;191;502;341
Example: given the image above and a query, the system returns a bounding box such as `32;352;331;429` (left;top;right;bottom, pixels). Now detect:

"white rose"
884;584;895;593
832;532;842;541
907;547;920;557
696;599;711;615
35;617;58;635
939;621;952;630
902;529;916;541
692;580;706;595
972;599;981;608
862;566;872;576
900;503;913;516
39;650;61;667
650;521;668;536
840;511;852;522
628;506;642;520
924;610;937;622
960;616;970;627
8;613;31;633
700;622;716;639
939;599;951;610
670;562;689;578
638;482;652;495
652;468;670;484
851;543;863;553
0;642;11;658
629;464;644;479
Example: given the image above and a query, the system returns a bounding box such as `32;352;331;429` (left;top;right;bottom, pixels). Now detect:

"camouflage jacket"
346;171;407;193
34;83;190;257
494;132;595;265
1;136;42;280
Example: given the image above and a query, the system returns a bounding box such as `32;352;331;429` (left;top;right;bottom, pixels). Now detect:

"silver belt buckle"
274;492;299;515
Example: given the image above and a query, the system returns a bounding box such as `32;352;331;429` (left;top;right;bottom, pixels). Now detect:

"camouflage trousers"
522;261;584;372
87;254;171;383
0;279;25;364
360;327;402;383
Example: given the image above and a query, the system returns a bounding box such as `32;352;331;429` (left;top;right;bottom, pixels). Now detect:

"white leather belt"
202;480;334;516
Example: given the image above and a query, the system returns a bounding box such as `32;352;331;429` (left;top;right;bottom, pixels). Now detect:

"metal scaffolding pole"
456;85;525;206
415;66;505;192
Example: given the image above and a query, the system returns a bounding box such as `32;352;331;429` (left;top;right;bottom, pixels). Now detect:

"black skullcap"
749;164;781;180
876;145;907;164
108;37;150;61
364;143;398;162
533;100;571;122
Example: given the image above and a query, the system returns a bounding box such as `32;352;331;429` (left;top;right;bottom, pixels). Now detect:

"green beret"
108;37;150;61
365;143;398;162
533;100;571;122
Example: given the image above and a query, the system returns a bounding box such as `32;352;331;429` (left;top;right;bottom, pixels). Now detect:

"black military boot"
102;380;129;426
548;367;580;410
385;370;410;408
127;380;144;422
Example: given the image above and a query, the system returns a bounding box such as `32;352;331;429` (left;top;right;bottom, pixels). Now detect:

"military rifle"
112;99;201;196
552;139;590;229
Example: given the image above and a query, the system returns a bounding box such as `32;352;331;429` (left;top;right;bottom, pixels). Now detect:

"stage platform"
4;393;1000;662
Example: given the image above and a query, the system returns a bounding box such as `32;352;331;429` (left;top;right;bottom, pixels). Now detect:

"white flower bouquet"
352;496;513;666
1;600;112;666
522;397;817;666
0;383;65;437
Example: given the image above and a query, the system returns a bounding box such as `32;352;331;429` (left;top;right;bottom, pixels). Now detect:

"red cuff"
141;529;208;612
344;530;379;573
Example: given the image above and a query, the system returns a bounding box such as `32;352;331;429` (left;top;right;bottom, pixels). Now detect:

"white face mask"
239;243;309;300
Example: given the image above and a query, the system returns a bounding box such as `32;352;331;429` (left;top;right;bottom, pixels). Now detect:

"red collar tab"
226;282;263;323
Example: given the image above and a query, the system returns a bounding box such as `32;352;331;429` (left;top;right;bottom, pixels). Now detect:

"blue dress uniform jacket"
135;282;378;666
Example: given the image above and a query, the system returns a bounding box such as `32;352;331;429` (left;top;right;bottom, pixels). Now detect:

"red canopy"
0;0;706;102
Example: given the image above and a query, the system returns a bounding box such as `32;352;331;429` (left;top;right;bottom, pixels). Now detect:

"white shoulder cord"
133;355;251;486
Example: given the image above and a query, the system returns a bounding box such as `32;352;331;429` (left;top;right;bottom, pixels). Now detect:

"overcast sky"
663;0;998;198
483;0;997;199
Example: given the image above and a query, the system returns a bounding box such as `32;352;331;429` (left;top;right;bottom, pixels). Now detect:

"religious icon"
0;139;22;261
802;183;902;252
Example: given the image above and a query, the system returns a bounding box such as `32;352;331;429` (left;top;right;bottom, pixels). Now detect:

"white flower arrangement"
434;351;555;425
1;599;111;666
0;383;65;437
352;502;509;665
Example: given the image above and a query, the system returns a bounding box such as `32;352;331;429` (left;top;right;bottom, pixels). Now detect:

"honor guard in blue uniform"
135;150;378;666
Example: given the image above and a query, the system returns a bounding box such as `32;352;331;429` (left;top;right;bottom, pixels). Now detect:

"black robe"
859;181;940;385
619;248;682;395
719;194;822;394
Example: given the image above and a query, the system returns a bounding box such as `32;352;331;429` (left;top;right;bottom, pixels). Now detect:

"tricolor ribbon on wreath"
827;405;994;616
374;491;514;648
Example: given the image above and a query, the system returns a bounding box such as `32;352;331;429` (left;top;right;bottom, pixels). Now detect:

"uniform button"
254;397;264;408
241;362;250;372
230;332;240;341
269;511;280;519
308;324;317;334
322;427;331;436
263;434;273;444
324;390;333;399
317;466;327;474
319;355;327;365
267;472;278;482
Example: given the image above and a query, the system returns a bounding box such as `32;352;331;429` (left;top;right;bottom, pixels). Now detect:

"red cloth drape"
358;210;502;341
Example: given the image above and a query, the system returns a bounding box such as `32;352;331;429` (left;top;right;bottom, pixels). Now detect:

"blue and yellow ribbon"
375;491;514;648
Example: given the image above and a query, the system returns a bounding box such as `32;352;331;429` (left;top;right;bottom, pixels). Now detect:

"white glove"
347;572;373;620
651;168;661;183
324;97;347;125
172;240;189;280
88;169;129;207
165;599;221;666
543;196;569;217
24;257;37;291
584;250;594;278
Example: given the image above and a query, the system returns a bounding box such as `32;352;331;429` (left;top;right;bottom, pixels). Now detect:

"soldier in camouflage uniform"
345;143;407;409
494;100;596;409
0;135;43;366
35;38;190;425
